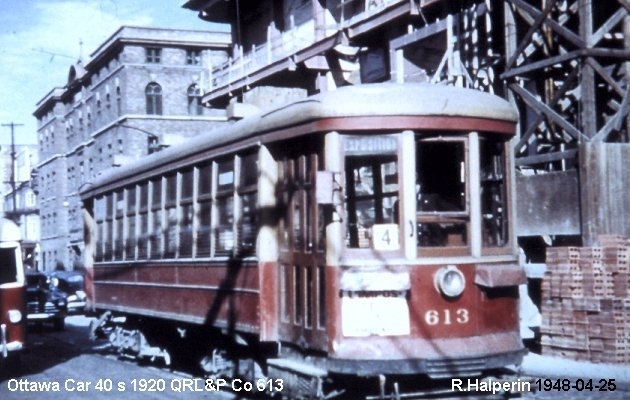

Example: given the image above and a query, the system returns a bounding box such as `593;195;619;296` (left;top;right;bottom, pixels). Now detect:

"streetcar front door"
277;154;327;351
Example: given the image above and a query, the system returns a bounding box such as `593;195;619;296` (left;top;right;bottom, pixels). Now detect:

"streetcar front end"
0;218;26;365
314;85;526;393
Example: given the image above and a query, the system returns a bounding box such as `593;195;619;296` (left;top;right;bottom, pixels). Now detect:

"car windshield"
26;273;47;288
56;275;84;292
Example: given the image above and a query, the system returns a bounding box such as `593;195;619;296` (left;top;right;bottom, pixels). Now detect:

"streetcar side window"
138;183;149;259
215;159;235;255
114;189;124;260
480;139;509;248
126;185;137;260
0;248;18;284
238;153;258;256
104;194;114;260
90;153;260;261
197;163;213;257
150;177;163;258
94;196;106;262
292;165;304;250
180;167;194;258
277;160;291;251
164;173;178;258
416;139;468;248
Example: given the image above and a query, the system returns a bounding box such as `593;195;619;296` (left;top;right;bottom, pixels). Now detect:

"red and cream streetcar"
0;218;26;366
83;83;525;398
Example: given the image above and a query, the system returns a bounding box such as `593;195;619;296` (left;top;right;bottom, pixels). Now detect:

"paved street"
0;316;238;400
1;316;628;399
518;352;630;400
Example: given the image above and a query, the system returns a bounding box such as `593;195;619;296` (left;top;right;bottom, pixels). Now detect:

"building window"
186;49;201;65
145;82;163;115
187;84;203;116
146;47;161;63
116;86;121;116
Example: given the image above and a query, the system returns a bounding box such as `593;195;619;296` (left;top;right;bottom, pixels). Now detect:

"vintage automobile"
47;271;86;315
25;271;67;330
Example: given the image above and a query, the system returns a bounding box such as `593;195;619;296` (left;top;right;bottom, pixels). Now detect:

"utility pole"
2;122;24;221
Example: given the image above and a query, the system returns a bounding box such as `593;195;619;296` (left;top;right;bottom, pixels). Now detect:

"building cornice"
35;154;65;170
36;115;59;132
67;138;95;157
33;88;65;118
87;25;230;71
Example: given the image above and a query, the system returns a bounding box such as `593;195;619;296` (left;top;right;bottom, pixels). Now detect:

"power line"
31;47;75;62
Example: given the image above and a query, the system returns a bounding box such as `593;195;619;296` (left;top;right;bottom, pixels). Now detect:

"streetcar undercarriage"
90;311;525;399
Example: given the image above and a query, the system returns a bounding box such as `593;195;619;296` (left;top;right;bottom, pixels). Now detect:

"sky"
0;0;228;146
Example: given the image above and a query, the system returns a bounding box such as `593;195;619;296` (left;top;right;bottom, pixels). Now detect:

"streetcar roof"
0;218;21;243
257;82;518;126
82;83;517;196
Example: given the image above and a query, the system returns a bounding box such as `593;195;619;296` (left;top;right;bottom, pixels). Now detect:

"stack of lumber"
541;235;630;364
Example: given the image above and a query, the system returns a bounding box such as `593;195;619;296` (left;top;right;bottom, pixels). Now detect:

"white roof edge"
84;83;517;194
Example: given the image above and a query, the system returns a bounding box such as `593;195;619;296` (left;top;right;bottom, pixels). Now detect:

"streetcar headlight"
8;309;22;324
435;265;466;298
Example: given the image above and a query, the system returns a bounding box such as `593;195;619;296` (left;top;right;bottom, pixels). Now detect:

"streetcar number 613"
424;308;469;325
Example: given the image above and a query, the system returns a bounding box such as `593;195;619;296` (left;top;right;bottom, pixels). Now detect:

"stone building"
33;26;230;271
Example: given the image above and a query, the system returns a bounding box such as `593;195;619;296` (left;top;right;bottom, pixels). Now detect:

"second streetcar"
0;218;26;366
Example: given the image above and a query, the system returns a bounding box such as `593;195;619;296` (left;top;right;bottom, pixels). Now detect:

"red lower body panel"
92;261;260;334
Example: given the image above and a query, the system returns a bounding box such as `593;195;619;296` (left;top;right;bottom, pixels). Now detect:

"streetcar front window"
0;248;18;284
345;156;399;249
416;139;468;248
340;132;510;255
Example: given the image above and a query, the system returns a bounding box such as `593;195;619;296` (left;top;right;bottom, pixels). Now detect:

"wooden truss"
501;0;630;169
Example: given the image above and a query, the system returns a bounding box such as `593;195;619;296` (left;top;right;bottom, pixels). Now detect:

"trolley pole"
2;122;24;221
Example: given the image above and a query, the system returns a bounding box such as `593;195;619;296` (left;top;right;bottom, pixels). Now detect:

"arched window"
145;82;163;115
187;84;203;116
